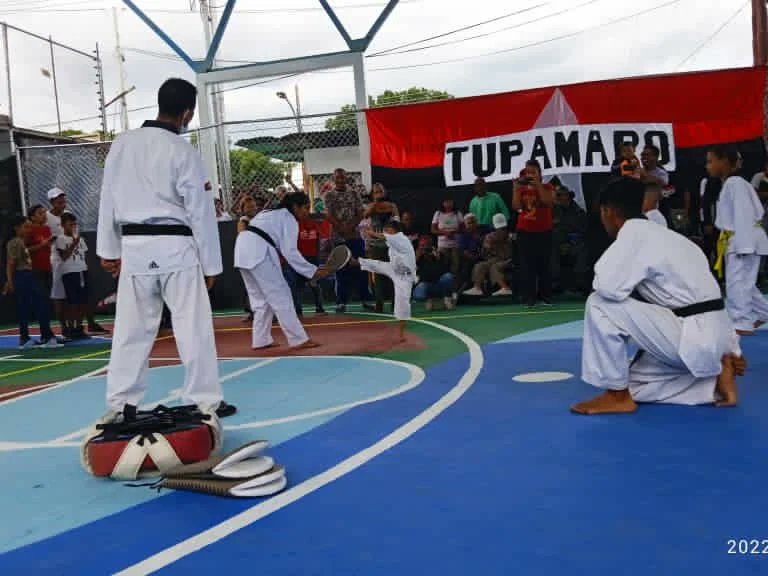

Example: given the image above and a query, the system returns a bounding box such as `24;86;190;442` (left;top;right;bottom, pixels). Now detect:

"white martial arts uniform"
358;232;416;321
582;219;740;405
97;121;223;412
644;209;667;228
234;208;316;348
715;175;768;331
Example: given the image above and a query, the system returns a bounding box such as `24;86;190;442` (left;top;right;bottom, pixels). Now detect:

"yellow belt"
713;230;733;279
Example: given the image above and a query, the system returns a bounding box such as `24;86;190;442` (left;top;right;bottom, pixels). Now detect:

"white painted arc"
113;315;484;576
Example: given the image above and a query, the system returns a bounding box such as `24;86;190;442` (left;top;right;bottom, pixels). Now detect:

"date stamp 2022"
727;540;768;555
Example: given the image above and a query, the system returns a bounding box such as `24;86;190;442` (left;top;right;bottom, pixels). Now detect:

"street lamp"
277;89;302;134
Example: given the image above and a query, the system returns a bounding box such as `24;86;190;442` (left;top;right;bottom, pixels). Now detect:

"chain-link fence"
16;109;368;229
18;141;111;231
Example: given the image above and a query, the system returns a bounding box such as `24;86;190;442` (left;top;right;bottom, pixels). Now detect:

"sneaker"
539;299;553;307
18;338;36;350
525;302;536;309
425;299;433;311
242;313;253;323
315;308;328;316
362;302;376;312
335;304;347;314
492;288;513;297
462;287;483;296
443;297;455;310
41;338;64;349
88;323;110;335
215;401;237;418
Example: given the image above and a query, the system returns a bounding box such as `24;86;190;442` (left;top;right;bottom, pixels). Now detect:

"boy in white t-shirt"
56;213;90;338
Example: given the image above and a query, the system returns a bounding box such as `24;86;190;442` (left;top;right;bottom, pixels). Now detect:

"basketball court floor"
0;302;766;575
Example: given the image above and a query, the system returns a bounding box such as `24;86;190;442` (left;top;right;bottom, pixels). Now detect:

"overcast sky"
0;0;752;137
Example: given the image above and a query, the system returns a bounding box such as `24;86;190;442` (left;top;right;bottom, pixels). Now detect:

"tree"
59;128;85;137
325;87;454;131
229;148;286;190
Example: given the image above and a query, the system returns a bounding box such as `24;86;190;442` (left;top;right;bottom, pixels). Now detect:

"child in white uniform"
707;144;768;335
357;220;417;341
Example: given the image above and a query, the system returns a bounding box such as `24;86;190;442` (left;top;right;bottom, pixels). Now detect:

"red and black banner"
366;66;767;228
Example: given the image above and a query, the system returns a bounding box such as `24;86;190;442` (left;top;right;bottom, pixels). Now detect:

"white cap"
492;213;508;229
46;187;65;201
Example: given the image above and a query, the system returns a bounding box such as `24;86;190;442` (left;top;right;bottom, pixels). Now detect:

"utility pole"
199;0;232;204
48;36;62;134
112;7;130;132
95;43;108;141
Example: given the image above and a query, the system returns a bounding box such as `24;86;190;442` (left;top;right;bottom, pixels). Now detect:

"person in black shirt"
413;236;454;311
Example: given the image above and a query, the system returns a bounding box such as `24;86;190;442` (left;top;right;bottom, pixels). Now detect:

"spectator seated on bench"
413;236;455;311
462;213;513;297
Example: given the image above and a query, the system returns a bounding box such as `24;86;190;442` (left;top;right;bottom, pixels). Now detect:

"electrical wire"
367;2;550;56
676;0;749;70
367;0;684;72
367;0;602;58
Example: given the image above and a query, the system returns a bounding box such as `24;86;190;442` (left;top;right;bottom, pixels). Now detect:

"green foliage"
325;87;454;131
229;148;287;189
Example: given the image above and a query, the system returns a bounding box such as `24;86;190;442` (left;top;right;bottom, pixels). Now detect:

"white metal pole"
3;24;14;155
196;79;220;203
199;0;232;207
113;7;130;131
352;52;371;190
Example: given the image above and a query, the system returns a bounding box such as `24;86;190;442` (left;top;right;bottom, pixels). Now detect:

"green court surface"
0;300;586;390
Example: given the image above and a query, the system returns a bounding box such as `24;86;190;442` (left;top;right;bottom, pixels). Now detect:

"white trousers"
106;265;222;412
725;253;768;331
240;258;309;348
358;258;413;320
581;293;719;405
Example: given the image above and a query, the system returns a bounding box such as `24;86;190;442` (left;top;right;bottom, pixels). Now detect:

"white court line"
44;359;279;447
114;315;484;576
226;360;425;430
0;383;53;400
0;365;108;407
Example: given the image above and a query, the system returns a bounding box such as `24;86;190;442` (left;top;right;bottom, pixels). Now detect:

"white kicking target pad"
151;440;289;498
81;404;222;481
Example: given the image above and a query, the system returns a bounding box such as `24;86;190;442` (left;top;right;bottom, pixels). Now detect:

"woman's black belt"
121;224;193;236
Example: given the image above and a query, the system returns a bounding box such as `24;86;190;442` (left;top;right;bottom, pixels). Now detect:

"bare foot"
732;354;747;377
253;342;279;350
736;329;755;336
715;354;739;407
292;339;321;350
570;389;637;415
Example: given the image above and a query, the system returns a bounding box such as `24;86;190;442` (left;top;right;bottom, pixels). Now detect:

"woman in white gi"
571;177;745;416
357;219;417;342
97;78;235;419
234;192;329;349
707;145;768;335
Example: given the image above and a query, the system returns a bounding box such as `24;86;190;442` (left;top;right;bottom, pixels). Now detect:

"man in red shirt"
512;159;555;308
25;205;54;298
284;214;327;316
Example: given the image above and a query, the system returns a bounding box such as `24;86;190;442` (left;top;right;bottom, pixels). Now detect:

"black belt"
630;291;724;317
246;225;277;249
122;224;192;236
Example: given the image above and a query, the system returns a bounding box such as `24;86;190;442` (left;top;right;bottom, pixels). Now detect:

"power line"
367;0;602;58
368;0;684;72
368;2;550;56
30;103;156;129
676;0;748;70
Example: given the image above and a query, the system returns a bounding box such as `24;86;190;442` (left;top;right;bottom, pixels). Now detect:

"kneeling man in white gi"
572;177;746;415
234;193;330;349
97;78;235;419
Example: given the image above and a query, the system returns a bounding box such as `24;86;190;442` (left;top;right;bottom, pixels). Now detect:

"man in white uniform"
234;192;329;349
711;155;768;335
97;78;234;418
571;177;744;415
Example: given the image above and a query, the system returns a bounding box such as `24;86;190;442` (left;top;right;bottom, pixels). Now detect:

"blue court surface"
1;319;767;576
